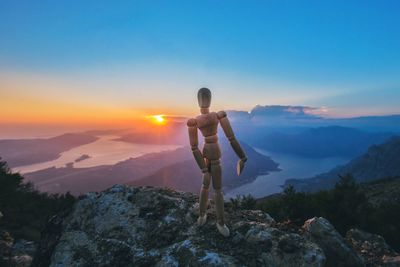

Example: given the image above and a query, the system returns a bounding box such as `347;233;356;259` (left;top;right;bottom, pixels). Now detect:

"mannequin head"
197;88;211;113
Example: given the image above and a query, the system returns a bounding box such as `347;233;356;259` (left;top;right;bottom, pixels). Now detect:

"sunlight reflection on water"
13;135;181;174
226;148;350;199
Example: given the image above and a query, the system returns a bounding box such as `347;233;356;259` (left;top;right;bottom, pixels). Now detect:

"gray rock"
346;228;399;267
1;228;35;267
35;185;326;267
303;217;365;267
12;255;33;267
382;255;400;267
12;239;37;257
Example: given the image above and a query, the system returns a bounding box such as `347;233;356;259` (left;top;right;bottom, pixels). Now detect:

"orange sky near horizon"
0;69;332;127
0;72;197;127
0;97;188;128
2;87;397;128
2;70;400;129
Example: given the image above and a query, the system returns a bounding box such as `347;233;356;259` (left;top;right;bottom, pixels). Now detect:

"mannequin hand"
236;157;247;176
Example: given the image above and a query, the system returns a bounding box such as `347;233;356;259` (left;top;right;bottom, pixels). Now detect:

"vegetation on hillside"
254;174;400;251
0;158;76;241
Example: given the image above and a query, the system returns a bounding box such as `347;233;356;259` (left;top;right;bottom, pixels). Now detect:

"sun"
154;115;164;123
150;114;166;125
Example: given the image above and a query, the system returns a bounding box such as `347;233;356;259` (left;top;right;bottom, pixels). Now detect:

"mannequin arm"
217;111;247;161
187;118;208;173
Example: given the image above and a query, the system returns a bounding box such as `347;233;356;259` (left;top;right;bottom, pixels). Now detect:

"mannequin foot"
197;214;207;226
216;223;230;237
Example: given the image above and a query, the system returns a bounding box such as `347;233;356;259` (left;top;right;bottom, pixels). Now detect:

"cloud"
250;105;324;118
163;115;189;123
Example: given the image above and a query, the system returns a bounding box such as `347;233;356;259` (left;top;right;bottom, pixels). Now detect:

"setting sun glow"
150;115;166;125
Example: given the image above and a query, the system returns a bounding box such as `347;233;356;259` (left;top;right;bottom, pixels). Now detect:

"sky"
1;0;400;128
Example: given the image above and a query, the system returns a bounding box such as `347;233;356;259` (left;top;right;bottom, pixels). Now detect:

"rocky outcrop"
346;228;400;267
33;185;326;267
31;185;399;266
302;217;364;267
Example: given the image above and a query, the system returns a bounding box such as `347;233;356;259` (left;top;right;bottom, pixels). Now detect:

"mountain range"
0;133;98;167
285;136;400;192
24;140;278;195
256;126;393;158
2;104;400;199
129;139;279;193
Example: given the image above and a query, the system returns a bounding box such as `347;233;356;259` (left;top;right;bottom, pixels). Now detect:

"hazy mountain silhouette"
24;140;278;195
23;148;190;195
129;139;279;193
114;121;187;145
285;136;400;191
3;105;400;198
0;133;98;167
256;126;393;158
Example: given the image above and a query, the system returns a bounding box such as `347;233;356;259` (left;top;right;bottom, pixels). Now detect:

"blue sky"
1;0;399;120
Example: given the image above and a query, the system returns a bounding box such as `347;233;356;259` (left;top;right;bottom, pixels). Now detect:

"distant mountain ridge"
258;126;393;158
24;147;190;195
224;106;400;158
0;133;98;167
114;121;187;145
25;140;278;195
285;136;400;192
129;139;279;193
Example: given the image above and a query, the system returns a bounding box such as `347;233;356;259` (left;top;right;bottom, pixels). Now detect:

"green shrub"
230;194;257;210
0;158;76;241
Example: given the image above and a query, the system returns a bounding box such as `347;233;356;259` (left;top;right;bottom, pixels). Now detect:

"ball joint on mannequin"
187;88;247;237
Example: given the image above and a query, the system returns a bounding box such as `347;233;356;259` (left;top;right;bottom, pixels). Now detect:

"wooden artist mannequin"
187;87;247;237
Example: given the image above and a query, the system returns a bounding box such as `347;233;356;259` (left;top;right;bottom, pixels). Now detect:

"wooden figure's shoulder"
187;118;197;127
217;110;227;119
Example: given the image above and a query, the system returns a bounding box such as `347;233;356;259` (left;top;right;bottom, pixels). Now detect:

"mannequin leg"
199;169;211;217
211;159;229;236
210;159;224;225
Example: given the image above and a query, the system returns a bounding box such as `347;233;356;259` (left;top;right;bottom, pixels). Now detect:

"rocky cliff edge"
30;185;399;267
